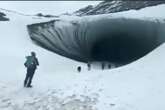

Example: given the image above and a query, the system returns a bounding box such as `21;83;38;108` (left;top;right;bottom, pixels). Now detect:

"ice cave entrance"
28;18;165;67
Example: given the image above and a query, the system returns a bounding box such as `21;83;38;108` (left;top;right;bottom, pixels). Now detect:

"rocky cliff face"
0;11;9;21
74;1;165;16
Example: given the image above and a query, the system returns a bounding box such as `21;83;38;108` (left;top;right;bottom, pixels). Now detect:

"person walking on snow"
87;61;91;71
101;62;105;70
24;51;39;88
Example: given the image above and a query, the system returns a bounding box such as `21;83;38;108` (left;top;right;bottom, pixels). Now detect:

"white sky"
0;1;102;15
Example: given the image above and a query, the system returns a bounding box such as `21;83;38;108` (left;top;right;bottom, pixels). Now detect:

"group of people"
23;52;116;88
101;62;113;70
77;61;114;72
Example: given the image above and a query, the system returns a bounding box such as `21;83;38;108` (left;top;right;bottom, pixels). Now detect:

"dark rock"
36;13;58;18
0;12;9;21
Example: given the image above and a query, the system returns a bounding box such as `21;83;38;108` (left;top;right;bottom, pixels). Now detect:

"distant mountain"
0;11;9;21
74;1;165;16
35;13;58;18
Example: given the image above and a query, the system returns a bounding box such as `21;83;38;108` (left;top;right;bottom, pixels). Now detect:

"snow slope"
0;4;165;110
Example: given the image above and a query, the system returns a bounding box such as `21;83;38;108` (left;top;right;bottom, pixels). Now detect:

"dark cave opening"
90;32;157;65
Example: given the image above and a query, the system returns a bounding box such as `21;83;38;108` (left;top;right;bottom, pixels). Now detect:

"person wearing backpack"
24;51;39;88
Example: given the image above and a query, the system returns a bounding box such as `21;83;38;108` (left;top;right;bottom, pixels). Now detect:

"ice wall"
27;16;165;65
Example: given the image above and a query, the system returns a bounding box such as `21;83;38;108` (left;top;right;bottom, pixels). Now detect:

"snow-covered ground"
0;4;165;110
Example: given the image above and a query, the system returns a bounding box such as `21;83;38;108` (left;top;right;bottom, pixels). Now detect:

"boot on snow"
27;85;33;88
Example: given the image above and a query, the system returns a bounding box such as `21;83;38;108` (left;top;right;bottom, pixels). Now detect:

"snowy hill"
74;1;165;16
1;2;165;110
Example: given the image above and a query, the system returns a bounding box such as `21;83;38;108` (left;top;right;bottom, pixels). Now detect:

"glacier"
1;3;165;110
28;16;165;65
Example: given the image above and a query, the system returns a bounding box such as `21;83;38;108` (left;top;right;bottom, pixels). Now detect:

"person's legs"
27;69;35;87
24;69;30;87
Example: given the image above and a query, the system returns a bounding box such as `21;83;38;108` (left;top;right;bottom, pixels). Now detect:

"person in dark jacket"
101;62;105;70
24;51;39;88
108;63;111;69
77;66;81;72
87;61;91;71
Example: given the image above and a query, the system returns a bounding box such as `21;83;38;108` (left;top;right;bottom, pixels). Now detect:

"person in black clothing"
87;62;91;71
77;66;81;72
24;52;39;88
108;63;111;69
101;62;105;70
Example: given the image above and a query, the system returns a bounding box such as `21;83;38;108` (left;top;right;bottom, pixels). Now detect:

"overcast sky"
0;1;102;15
